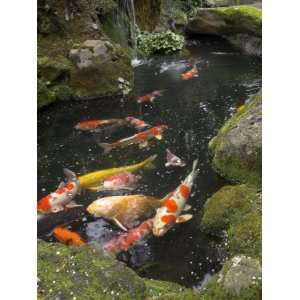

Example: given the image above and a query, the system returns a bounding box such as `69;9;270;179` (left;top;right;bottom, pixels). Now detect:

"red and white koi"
98;125;168;153
103;218;154;255
165;149;186;168
137;90;164;103
37;169;82;214
98;172;139;191
152;159;199;236
126;117;151;131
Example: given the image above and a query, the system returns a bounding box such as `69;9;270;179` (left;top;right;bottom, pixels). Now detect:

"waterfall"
119;0;137;49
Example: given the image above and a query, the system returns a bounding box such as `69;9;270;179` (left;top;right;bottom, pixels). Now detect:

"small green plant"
137;30;185;56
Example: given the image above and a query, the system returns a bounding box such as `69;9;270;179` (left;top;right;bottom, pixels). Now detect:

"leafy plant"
137;30;185;56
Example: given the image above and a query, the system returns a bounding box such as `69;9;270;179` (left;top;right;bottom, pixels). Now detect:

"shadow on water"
37;37;261;287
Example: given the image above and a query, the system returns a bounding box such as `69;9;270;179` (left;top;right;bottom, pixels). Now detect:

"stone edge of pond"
186;5;262;56
196;90;262;299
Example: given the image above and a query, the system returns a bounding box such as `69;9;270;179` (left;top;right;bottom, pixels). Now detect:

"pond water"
37;37;261;288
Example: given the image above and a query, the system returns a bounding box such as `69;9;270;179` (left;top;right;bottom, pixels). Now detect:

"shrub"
137;30;185;56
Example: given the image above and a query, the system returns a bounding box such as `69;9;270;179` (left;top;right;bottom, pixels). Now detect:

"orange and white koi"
137;90;164;103
181;64;199;80
103;218;154;255
98;172;139;191
37;169;82;214
74;119;125;132
53;226;85;246
153;159;199;236
165;149;186;168
98;125;168;153
126;116;151;131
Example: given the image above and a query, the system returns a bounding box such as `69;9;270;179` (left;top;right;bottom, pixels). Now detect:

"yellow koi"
78;155;157;191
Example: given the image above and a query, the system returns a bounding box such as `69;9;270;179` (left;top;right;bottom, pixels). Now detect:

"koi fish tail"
98;143;114;154
143;154;157;170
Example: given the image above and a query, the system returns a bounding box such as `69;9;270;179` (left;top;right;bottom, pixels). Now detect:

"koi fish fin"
113;218;128;231
57;181;65;189
183;204;192;211
65;201;83;209
98;143;114;154
165;162;171;168
52;205;65;213
176;214;193;223
166;148;173;161
63;168;77;181
139;141;149;148
155;134;162;140
86;185;102;192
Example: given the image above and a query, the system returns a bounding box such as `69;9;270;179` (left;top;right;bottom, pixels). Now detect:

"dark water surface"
38;38;261;287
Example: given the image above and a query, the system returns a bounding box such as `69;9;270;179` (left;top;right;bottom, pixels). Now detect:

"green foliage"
137;30;185;56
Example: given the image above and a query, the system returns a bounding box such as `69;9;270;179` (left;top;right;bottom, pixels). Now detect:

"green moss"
144;279;198;299
228;212;262;259
215;5;262;36
201;184;259;235
209;91;262;187
38;241;201;299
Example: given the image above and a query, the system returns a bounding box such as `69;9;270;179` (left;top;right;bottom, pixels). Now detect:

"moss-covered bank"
37;240;199;300
186;5;262;55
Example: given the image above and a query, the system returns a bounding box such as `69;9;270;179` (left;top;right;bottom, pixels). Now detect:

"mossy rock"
200;255;261;300
228;211;262;259
209;91;262;187
187;6;261;37
201;184;259;235
37;241;199;300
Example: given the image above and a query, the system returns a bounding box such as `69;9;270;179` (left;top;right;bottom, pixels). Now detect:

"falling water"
119;0;137;49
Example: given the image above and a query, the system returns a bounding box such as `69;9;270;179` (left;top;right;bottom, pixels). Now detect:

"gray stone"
219;255;262;293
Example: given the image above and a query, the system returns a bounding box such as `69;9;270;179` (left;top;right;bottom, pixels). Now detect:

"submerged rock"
186;6;262;55
209;91;262;186
37;240;198;299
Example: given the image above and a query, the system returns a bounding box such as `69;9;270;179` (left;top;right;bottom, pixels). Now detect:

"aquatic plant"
137;30;185;56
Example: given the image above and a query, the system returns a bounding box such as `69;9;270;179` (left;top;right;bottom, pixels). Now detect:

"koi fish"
98;125;168;153
137;90;164;103
126;117;151;131
78;154;157;191
103;218;154;255
37;169;82;214
74;119;124;131
153;159;199;236
165;149;186;168
97;172;139;192
86;195;161;230
181;64;199;80
53;226;85;246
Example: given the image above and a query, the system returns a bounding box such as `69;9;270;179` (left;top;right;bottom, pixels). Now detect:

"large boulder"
186;6;262;55
200;184;261;259
209;91;262;187
37;240;199;300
